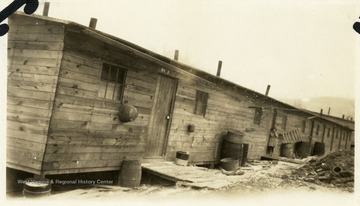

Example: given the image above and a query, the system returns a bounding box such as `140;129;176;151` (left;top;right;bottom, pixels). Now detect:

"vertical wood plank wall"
7;15;65;174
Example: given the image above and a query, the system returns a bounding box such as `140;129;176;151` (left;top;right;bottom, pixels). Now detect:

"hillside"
279;97;355;120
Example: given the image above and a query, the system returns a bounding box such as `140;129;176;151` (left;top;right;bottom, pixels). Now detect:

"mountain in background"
279;97;355;120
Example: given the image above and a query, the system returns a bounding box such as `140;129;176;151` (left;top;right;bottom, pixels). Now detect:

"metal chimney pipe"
342;114;345;119
174;50;179;61
43;2;50;16
327;107;331;115
216;61;222;77
265;85;271;96
320;109;323;116
89;18;97;29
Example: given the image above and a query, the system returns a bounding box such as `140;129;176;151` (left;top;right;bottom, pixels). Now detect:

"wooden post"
265;85;271;96
216;61;222;77
330;127;335;151
321;124;326;143
174;50;179;60
43;2;50;16
345;131;349;149
309;120;315;155
338;130;343;150
89;18;97;29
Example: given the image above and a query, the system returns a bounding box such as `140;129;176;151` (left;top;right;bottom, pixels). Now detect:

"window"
316;125;320;136
302;120;306;133
194;90;208;116
253;107;263;125
281;115;287;130
98;63;127;101
327;128;331;138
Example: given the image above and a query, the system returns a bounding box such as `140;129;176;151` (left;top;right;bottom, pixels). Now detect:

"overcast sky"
1;0;359;100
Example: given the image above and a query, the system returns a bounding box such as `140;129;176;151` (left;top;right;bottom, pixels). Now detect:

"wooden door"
146;74;177;156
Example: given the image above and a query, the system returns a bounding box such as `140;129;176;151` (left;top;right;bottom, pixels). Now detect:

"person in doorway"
267;127;278;156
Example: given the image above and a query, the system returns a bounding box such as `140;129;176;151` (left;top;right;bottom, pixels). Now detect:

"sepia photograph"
0;0;358;205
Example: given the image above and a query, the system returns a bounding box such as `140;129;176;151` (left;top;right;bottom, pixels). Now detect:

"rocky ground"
6;151;356;206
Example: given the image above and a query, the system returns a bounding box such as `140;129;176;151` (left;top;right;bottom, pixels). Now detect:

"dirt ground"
6;151;357;206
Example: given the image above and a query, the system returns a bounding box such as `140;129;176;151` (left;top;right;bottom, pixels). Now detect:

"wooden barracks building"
6;12;354;177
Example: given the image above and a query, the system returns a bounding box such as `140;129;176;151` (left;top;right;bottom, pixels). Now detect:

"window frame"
253;107;263;126
98;63;127;102
302;120;306;133
194;90;209;117
315;124;320;136
281;115;287;130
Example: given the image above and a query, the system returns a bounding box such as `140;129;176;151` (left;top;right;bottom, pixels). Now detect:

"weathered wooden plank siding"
43;30;157;174
323;125;333;154
308;120;324;155
329;127;338;153
7;14;65;174
271;111;306;156
338;130;347;150
345;131;353;150
346;131;353;150
343;130;351;150
167;78;273;161
271;110;351;156
8;14;354;176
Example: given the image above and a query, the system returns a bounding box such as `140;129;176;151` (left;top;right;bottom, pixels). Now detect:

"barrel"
118;104;138;122
23;178;51;198
221;130;244;162
119;160;142;188
241;144;249;167
220;157;239;171
295;141;310;158
280;143;294;158
312;142;325;156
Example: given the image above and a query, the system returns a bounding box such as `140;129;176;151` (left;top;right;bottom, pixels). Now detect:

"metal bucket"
175;151;189;166
119;104;138;122
23;178;51;198
220;157;239;171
